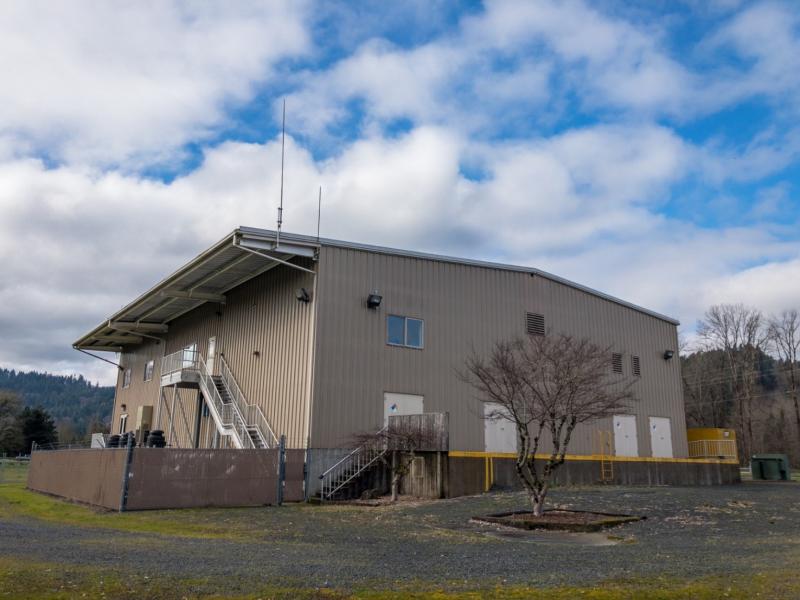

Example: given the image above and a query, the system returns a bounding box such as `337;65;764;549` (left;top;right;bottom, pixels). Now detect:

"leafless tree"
462;333;633;517
697;303;766;460
352;419;437;502
768;309;800;447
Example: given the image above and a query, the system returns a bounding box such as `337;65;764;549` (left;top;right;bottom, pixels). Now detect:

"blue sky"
0;0;798;383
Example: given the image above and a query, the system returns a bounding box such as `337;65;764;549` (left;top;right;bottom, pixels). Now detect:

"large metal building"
75;227;735;497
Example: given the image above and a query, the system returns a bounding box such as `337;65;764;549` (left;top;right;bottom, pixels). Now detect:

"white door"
649;417;673;458
206;337;216;375
383;393;424;425
613;415;639;457
484;403;516;453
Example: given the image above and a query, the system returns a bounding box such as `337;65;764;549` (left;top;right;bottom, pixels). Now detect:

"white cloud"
2;123;797;385
0;1;310;166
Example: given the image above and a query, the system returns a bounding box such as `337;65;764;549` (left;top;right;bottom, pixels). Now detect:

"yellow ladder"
595;430;614;483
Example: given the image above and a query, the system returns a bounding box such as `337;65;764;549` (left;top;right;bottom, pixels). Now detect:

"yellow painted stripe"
448;450;739;465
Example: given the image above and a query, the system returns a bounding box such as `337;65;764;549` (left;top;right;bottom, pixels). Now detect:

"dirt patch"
473;509;642;532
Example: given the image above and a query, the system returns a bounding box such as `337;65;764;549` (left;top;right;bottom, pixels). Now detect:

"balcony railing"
161;347;200;377
688;439;737;460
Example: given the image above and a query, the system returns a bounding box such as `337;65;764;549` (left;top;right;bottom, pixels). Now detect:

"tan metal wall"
310;246;687;457
113;339;163;435
116;259;315;449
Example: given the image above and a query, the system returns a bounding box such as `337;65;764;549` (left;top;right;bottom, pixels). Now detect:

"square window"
387;315;405;345
387;315;424;349
406;318;424;348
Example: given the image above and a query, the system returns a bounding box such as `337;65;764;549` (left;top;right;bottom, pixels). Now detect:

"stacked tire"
146;430;166;448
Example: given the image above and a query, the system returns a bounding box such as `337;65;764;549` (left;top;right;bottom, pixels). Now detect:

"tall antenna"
316;186;322;243
277;98;286;247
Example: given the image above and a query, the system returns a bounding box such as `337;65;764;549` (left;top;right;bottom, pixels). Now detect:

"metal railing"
319;427;387;501
161;347;199;377
688;439;737;459
219;355;278;448
197;355;253;449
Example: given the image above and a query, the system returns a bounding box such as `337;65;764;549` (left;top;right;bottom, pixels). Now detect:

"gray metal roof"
75;226;678;351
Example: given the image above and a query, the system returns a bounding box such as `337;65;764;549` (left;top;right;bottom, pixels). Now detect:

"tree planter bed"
473;509;643;532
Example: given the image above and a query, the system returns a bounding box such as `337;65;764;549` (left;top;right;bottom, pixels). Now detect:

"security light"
295;288;311;303
663;350;675;360
367;291;382;309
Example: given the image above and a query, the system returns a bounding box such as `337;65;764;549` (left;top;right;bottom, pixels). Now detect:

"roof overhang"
74;228;319;352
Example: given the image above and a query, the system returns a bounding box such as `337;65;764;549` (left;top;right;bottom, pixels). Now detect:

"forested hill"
0;368;113;437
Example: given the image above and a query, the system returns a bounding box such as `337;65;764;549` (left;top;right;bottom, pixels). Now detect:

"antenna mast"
316;186;322;243
277;99;286;247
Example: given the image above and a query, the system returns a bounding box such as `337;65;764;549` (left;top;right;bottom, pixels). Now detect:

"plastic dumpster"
751;454;790;481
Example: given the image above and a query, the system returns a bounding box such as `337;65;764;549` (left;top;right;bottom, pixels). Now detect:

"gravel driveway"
1;482;798;593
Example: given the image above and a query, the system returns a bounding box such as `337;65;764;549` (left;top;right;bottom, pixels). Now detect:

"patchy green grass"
2;556;800;600
0;483;252;539
0;459;29;485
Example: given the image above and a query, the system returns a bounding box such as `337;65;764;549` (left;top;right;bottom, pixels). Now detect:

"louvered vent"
632;355;641;377
612;353;623;374
526;312;545;336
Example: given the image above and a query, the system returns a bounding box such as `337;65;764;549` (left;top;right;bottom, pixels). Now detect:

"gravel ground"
2;483;799;592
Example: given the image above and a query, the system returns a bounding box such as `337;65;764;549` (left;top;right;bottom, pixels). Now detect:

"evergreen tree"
0;391;23;456
19;406;58;452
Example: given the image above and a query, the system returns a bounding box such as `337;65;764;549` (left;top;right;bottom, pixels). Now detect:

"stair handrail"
318;426;387;500
197;355;253;449
219;355;279;448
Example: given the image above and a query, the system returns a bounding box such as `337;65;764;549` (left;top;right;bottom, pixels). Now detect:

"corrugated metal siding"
113;339;164;434
116;259;315;449
310;246;687;457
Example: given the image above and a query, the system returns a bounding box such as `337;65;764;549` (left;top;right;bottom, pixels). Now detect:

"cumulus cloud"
1;0;799;387
3;123;797;384
0;1;310;166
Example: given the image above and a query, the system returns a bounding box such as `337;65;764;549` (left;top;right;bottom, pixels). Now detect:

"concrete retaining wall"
27;447;305;510
447;455;741;497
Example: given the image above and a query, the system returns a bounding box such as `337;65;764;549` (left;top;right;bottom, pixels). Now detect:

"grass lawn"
2;465;800;599
1;555;799;600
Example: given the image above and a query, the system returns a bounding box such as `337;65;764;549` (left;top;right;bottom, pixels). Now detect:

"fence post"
276;435;286;506
303;437;311;502
119;435;134;512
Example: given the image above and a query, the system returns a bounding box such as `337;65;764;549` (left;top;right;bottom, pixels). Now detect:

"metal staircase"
196;354;278;450
319;427;387;501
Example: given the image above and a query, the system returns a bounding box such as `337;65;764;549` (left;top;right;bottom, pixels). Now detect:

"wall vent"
612;353;623;374
526;312;545;336
632;355;641;377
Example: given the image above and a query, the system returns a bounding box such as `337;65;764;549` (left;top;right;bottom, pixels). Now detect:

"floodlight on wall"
366;291;382;309
663;350;675;360
295;288;311;303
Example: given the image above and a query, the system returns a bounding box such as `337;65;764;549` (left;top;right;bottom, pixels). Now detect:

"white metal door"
383;393;424;425
649;417;673;458
484;403;516;453
206;337;216;374
613;415;639;457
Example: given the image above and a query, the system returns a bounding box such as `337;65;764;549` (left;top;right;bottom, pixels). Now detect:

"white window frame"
122;368;131;389
386;315;424;349
143;359;154;382
119;413;128;434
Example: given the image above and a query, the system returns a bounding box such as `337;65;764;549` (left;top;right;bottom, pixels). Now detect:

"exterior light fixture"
295;288;311;303
663;350;675;360
366;291;382;309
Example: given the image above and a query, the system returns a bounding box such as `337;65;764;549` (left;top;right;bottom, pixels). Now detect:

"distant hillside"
0;368;114;438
